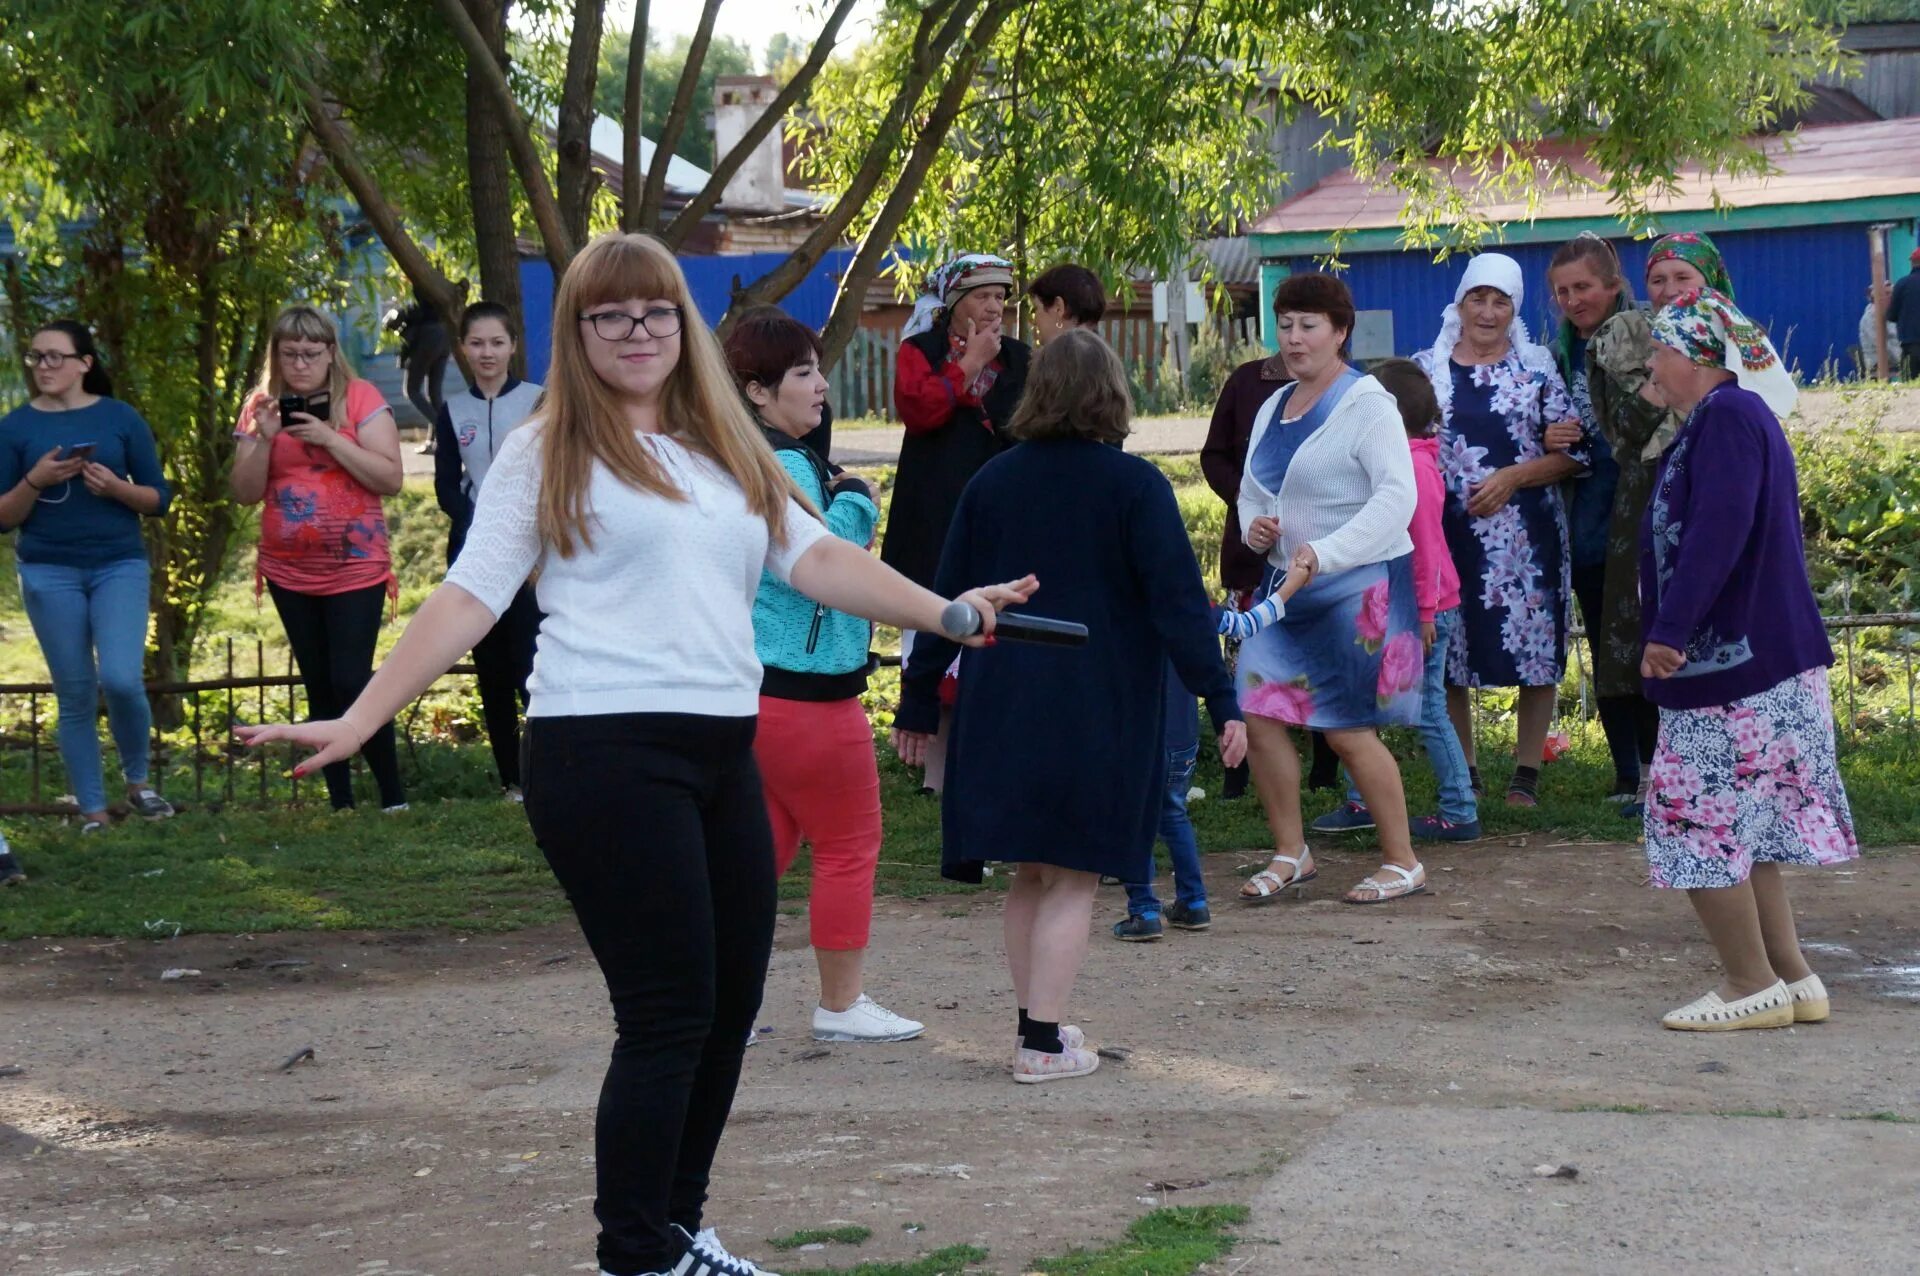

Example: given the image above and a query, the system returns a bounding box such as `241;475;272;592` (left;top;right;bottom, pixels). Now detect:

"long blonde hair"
540;233;802;557
254;305;355;429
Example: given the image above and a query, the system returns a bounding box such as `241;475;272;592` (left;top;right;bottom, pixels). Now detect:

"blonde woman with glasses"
239;234;1033;1276
231;305;408;812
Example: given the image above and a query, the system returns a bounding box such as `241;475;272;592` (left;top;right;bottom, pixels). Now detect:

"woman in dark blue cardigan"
1640;288;1856;1034
894;329;1246;1083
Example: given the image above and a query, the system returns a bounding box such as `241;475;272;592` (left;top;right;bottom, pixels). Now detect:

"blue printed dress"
1413;350;1586;689
1236;373;1423;730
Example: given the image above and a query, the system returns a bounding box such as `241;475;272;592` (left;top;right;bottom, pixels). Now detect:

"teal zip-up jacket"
753;428;880;700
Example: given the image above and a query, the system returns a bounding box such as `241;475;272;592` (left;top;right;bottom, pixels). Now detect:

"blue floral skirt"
1237;554;1422;730
1643;669;1858;890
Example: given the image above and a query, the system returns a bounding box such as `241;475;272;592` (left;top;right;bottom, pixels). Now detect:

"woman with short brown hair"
895;328;1245;1081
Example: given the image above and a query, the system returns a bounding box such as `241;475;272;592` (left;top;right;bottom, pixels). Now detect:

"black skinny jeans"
267;581;406;809
472;584;540;789
1569;561;1657;784
522;712;776;1276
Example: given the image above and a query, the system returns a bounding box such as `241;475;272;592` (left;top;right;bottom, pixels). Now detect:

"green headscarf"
1645;232;1733;301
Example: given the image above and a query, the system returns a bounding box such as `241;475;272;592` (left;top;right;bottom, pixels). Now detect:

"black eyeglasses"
23;351;80;369
579;307;683;342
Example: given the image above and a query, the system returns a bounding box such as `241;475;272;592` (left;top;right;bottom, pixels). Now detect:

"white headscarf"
1424;252;1547;420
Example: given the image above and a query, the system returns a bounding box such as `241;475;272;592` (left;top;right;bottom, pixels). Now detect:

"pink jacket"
1408;436;1461;623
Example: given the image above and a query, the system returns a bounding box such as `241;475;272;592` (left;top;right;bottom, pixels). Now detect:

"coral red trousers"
754;695;883;951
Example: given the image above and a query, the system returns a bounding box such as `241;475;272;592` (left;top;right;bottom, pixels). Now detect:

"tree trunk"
659;0;860;250
723;0;981;328
464;0;522;340
556;0;606;247
430;0;577;273
621;0;651;232
638;0;723;232
818;0;1020;367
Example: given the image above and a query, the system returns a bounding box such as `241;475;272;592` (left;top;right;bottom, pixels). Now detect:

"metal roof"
1252;117;1920;237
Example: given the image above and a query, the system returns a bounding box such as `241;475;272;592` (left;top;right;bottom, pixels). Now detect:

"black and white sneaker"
670;1224;783;1276
128;788;175;819
0;851;25;888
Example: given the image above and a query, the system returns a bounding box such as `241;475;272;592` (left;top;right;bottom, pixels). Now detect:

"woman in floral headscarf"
1638;287;1849;1033
1412;254;1591;808
884;253;1031;792
1644;231;1734;308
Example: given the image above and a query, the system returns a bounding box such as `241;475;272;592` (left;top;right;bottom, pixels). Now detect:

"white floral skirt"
1643;668;1858;890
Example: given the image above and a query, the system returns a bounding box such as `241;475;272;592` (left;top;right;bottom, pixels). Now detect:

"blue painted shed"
1251;118;1920;381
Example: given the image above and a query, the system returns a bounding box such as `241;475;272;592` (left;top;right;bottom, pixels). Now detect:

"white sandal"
1343;861;1426;905
1240;849;1316;903
1661;980;1794;1032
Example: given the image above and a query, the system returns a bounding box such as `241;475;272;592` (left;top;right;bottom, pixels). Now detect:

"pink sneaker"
1010;1024;1083;1060
1013;1044;1100;1084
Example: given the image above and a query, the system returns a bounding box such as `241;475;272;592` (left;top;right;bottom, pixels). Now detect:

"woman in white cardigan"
1235;272;1427;905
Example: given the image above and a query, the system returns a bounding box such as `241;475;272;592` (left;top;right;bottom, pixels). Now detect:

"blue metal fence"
1293;222;1890;380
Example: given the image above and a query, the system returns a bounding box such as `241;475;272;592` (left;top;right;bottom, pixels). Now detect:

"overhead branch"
639;0;724;230
430;0;576;270
722;0;984;324
292;77;464;323
819;0;1022;365
660;0;860;249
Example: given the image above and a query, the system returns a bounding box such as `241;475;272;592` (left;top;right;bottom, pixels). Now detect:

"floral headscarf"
901;252;1016;338
1651;287;1796;419
1645;232;1733;301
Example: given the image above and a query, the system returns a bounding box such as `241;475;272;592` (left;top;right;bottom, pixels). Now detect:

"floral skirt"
1237;554;1422;731
1643;668;1858;890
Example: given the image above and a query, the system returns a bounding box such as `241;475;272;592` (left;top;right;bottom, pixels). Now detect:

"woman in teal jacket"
726;307;925;1045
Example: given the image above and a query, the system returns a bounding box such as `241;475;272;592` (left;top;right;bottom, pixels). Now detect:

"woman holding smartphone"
230;305;409;812
0;320;174;832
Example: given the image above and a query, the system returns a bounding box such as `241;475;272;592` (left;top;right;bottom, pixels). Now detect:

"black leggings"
268;581;405;809
522;712;776;1276
1570;562;1658;784
472;585;540;789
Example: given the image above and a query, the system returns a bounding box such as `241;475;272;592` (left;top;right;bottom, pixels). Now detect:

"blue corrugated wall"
516;248;855;386
1289;222;1896;380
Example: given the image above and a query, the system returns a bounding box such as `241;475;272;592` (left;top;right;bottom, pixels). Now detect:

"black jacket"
878;324;1030;591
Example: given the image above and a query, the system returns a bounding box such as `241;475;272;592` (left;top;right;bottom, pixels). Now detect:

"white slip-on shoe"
1785;972;1830;1023
1661;979;1794;1032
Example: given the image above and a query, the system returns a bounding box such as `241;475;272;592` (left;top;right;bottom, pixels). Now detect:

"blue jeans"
1346;608;1478;824
17;558;154;814
1126;744;1209;916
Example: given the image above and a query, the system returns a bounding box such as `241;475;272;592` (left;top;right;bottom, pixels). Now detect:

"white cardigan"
1236;375;1416;579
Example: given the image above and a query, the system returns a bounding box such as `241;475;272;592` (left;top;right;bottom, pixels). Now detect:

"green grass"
1023;1205;1250;1276
768;1227;874;1252
796;1207;1248;1276
1842;1112;1918;1124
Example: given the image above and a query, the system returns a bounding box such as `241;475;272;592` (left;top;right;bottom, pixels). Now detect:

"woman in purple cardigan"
1640;288;1857;1033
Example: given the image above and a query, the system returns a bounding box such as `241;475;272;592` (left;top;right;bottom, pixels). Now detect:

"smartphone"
58;442;96;462
278;393;332;422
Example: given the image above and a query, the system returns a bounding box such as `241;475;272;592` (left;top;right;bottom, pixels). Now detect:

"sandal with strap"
1239;849;1316;904
1343;861;1427;905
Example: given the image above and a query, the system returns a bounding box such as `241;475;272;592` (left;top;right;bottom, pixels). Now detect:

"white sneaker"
1661;979;1794;1032
381;803;410;814
671;1224;783;1276
505;785;525;804
812;994;925;1042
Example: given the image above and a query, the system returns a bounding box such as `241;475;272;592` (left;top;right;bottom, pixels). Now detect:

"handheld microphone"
939;601;1088;647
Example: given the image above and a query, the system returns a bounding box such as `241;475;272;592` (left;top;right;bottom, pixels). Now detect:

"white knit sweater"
1236;375;1416;578
445;424;829;718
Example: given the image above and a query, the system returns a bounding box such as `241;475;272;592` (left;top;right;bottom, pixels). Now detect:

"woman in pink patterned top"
230;305;408;812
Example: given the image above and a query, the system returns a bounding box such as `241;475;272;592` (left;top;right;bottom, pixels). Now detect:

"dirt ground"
4;838;1918;1276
